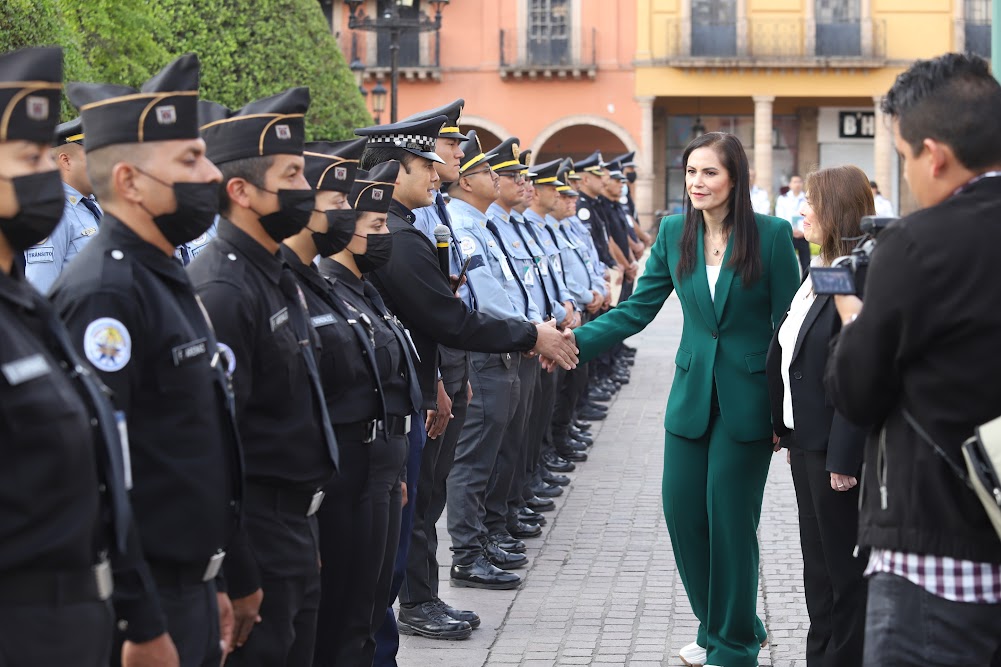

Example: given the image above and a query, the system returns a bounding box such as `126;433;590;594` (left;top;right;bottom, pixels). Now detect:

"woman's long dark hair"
676;132;761;284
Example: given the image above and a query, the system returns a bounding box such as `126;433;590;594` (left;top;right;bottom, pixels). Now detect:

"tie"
32;292;131;553
435;193;478;310
511;221;552;320
485;219;532;319
278;267;340;470
177;244;192;267
80;196;102;223
363;281;423;415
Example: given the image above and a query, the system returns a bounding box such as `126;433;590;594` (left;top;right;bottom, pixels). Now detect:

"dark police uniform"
190;87;339;667
0;45;131;667
51;54;242;666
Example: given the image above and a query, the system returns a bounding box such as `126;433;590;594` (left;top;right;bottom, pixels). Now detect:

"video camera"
810;216;898;298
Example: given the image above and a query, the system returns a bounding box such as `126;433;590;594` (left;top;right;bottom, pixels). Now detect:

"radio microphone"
433;224;451;278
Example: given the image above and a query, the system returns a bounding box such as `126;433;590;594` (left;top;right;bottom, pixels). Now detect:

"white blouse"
777;276;817;430
706;264;722;302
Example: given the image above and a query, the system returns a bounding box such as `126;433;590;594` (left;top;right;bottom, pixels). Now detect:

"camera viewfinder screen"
810;267;856;295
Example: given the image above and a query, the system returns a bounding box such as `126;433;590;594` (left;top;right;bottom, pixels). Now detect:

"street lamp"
343;0;450;123
349;57;366;96
371;82;387;124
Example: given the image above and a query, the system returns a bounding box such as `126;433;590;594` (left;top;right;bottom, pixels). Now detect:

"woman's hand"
772;432;781;452
830;473;858;492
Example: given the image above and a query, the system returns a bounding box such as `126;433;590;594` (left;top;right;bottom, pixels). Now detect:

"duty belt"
335;414;412;444
245;483;326;517
149;551;226;588
0;559;112;605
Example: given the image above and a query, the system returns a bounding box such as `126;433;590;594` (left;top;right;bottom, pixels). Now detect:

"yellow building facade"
633;0;993;217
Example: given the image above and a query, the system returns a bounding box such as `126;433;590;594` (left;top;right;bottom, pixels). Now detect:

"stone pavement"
397;293;810;667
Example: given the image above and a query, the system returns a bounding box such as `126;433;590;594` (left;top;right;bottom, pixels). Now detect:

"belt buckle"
307;490;325;516
403;414;412;434
364;420;377;444
202;551;226;582
93;559;113;601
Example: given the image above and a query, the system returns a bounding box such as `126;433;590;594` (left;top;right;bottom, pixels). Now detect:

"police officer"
599;159;639;303
23;117;102;292
189;88;339;666
0;45;131;667
281;152;421;665
50;54;243;667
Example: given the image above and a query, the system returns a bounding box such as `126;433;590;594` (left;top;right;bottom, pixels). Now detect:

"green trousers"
662;414;772;667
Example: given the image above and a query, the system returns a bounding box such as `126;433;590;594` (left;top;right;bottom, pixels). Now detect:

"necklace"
705;228;728;257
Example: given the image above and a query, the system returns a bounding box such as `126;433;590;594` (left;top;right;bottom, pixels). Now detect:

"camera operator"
826;53;1001;666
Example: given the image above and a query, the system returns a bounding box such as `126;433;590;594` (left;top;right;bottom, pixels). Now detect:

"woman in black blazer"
766;165;872;667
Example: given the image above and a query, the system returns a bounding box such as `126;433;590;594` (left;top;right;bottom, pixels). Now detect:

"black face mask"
310;209;357;257
136;169;219;247
626;171;637;183
254;188;315;243
0;170;65;251
353;231;393;273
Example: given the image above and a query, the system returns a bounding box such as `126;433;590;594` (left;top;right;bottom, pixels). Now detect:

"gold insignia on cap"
512;143;520;160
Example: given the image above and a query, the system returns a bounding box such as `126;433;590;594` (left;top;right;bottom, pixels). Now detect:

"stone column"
873;95;894;206
636;95;656;229
753;95;775;193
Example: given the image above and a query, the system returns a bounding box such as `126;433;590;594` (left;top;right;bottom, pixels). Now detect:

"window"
691;0;737;57
815;0;861;57
965;0;991;58
528;0;570;66
377;0;422;67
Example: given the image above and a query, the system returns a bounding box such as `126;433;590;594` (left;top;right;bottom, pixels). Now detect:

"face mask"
254;188;315;243
626;171;637;183
0;170;65;251
310;209;357;257
136;168;219;247
352;231;393;273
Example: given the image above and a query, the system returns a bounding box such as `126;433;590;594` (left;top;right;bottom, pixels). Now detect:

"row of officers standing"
0;45;645;667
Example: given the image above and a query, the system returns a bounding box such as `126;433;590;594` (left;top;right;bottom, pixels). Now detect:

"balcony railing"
499;27;598;80
342;31;442;82
651;17;887;67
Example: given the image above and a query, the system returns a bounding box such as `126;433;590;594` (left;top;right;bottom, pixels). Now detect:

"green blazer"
575;213;800;443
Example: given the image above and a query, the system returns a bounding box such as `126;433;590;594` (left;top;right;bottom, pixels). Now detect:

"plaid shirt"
866;549;1001;604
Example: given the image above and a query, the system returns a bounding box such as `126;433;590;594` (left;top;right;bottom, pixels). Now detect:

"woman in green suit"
573;133;799;667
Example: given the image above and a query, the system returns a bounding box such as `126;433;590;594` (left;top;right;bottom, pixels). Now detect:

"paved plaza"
398;292;811;667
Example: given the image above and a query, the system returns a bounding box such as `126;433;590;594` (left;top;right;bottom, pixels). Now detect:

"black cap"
0;46;62;144
402;98;468;140
304;138;367;193
605;159;623;177
458;130;492;175
200;87;309;165
614;151;636;168
355;115;447;164
489;137;526;174
350;160;399;213
530;158;565;187
574;150;606;174
69;53;200;152
56;117;84;145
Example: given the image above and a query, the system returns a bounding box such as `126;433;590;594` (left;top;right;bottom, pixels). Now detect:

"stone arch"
460;115;512;153
531;115;639;163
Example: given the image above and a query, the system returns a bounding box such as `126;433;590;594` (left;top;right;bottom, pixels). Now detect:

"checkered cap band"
368;133;436;153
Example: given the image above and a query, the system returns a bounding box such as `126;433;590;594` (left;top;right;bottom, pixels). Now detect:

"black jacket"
368;200;538;409
826;175;1001;563
767;289;866;475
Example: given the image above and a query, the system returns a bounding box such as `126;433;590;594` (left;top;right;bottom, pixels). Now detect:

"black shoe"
525;495;556;511
574;419;592;431
541;470;571;486
588;389;613;402
482;540;528;570
433;598;481;629
517;507;547;525
611;373;630;385
621;344;637;354
577;407;607;421
530;482;563;498
450;556;522;590
398;601;473;640
563;439;588;452
488;532;526;554
556;447;588;462
543;454;576;473
569;430;593;446
581;399;608;412
508;519;543;537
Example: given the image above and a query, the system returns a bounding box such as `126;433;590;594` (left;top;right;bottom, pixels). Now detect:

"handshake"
531;319;579;372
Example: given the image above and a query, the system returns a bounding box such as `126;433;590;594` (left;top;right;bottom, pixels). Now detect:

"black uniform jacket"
368;200;538;409
51;215;242;640
826;175;1001;563
766;288;866;475
577;193;615;268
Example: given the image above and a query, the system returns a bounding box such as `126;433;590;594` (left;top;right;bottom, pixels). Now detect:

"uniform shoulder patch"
578;208;591;221
84;317;132;373
459;236;477;257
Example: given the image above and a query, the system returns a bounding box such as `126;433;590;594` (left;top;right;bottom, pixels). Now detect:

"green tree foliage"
1;0;370;139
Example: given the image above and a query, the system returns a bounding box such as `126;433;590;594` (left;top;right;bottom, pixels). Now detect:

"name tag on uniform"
552;256;563;273
270;307;289;332
539;260;550;277
24;246;54;264
310;314;337;328
523;265;535;286
171;338;208;366
500;257;514;281
115;410;133;491
1;353;50;385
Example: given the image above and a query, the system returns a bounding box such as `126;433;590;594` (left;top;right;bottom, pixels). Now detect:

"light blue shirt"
174;217;219;266
545;214;594;306
523;209;575;313
24;183;101;294
448;198;525;321
487;202;550;322
565;215;608;297
413;203;475;311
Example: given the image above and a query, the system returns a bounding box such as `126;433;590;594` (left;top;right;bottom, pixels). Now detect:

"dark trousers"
398;374;469;607
864;572;1001;666
313;431;408;667
793;236;812;277
373;413;425;667
0;600;111;666
789;447;867;667
618;278;634;304
523;368;558;501
226;504;322;667
485;355;537;535
447;353;519;564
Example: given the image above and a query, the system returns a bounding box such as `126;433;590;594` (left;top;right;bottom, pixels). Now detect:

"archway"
460;115;511;153
531;115;639;164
